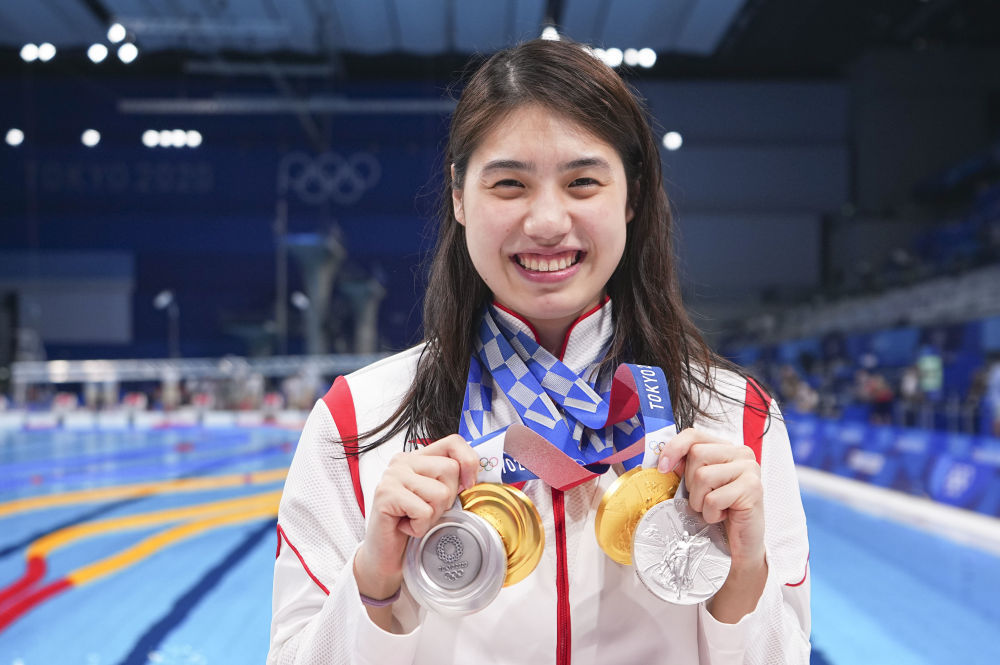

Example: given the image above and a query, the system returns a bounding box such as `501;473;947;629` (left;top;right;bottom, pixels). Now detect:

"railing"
8;353;388;408
12;354;385;384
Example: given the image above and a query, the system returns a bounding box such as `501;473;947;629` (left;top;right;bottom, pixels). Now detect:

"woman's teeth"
516;252;580;272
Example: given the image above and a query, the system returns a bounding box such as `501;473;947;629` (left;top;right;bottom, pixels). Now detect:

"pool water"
1;426;997;664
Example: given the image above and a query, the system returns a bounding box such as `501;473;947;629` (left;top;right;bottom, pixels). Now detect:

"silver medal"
632;497;731;605
402;506;506;616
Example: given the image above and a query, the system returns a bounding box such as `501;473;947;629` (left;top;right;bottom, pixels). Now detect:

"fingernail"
657;456;672;473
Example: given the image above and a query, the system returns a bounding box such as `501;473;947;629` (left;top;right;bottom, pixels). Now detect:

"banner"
787;412;1000;517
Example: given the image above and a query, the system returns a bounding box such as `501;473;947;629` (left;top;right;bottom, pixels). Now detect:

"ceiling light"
37;43;56;62
108;23;127;44
662;131;683;151
87;43;108;63
637;48;657;68
81;129;101;147
142;129;159;148
20;44;39;62
624;48;640;67
158;129;174;148
5;128;25;147
541;26;560;41
604;48;623;68
171;129;187;147
186;130;202;148
118;43;138;64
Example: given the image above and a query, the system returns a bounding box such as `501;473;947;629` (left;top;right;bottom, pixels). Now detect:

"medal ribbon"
459;307;677;489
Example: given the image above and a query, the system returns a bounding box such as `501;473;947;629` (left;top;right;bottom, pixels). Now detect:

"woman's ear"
626;181;638;223
451;163;465;226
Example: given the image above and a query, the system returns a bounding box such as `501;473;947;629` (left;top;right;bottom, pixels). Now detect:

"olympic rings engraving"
435;533;464;563
479;456;499;472
277;151;381;205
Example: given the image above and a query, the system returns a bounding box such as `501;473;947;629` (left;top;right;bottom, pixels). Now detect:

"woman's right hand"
353;434;480;605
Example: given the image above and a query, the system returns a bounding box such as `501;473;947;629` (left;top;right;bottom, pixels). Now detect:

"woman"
268;38;810;664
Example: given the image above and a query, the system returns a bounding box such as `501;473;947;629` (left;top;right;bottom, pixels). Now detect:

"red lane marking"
0;578;73;633
0;557;47;608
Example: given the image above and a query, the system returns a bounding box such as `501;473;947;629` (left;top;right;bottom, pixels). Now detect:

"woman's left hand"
656;427;768;615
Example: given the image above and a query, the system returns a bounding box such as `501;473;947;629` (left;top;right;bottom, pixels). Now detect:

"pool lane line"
0;460;288;561
0;428;277;479
0;495;281;632
1;491;282;608
115;519;277;665
68;493;281;585
29;491;283;559
0;495;146;561
0;467;288;519
0;439;294;493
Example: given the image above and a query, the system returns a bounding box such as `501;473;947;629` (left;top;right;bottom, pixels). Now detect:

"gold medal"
595;467;681;565
460;483;545;586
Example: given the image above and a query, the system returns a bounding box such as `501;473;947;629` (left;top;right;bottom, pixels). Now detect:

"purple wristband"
359;587;401;607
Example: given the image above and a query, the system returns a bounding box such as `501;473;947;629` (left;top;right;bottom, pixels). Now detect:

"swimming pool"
1;426;997;664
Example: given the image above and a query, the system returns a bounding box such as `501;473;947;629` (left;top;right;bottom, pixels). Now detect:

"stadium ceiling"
0;0;998;79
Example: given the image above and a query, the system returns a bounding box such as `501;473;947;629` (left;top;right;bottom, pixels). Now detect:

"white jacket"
268;303;811;664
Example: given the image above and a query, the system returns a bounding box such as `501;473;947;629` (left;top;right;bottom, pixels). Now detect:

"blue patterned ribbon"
459;307;676;484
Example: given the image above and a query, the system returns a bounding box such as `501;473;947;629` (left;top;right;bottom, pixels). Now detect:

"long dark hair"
349;38;767;453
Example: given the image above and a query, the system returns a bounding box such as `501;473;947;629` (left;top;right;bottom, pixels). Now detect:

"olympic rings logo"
479;456;499;472
277;151;381;205
648;439;666;455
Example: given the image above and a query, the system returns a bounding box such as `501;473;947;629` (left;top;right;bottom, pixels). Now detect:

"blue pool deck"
0;425;998;664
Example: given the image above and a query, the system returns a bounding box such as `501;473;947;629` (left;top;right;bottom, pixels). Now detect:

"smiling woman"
268;38;811;665
453;105;632;352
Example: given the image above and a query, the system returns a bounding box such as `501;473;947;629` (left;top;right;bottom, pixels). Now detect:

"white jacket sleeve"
266;400;423;665
695;399;812;664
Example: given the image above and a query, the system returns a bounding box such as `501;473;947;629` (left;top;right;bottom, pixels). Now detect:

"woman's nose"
523;188;570;243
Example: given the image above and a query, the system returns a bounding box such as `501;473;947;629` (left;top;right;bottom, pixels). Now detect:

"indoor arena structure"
2;1;1000;664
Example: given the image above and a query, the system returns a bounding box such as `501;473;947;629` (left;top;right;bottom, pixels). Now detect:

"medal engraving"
420;526;483;590
633;498;731;605
403;484;543;616
436;533;464;562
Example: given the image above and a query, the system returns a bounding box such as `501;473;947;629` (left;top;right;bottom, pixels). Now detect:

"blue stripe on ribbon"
459;309;675;484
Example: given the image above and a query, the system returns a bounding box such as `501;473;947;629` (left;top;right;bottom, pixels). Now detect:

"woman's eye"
570;177;599;187
493;179;524;188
